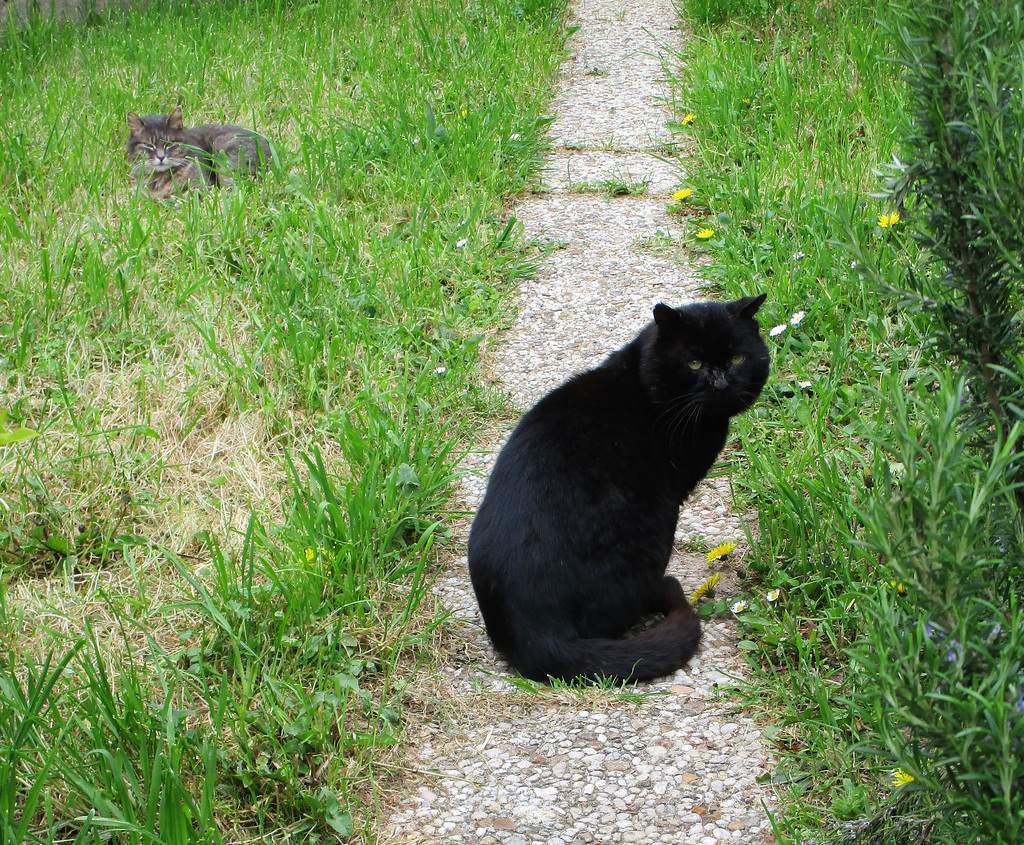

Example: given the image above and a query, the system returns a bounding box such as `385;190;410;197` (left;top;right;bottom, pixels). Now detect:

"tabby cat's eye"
686;359;702;370
730;354;745;365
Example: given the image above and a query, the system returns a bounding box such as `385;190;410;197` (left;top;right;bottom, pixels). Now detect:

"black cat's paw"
659;576;688;612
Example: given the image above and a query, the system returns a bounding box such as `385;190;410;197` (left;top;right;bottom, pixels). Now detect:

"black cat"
468;295;770;683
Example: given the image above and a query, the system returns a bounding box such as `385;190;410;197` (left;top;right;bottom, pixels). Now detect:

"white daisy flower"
456;238;468;249
510;132;522;141
797;380;812;389
769;324;787;338
434;366;447;375
766;589;780;603
789;311;807;326
731;600;747;614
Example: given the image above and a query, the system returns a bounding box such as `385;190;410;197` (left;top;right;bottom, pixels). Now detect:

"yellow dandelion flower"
878;211;902;228
682;113;696;125
742;97;751;104
892;769;915;787
672;188;693;202
461;108;468;119
690;573;721;602
889;579;908;596
696;227;715;240
706;541;737;562
304;548;315;563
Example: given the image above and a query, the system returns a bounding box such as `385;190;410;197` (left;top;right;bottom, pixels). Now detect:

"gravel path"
382;1;777;842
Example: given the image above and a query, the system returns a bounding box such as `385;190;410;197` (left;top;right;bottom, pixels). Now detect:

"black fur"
468;295;770;683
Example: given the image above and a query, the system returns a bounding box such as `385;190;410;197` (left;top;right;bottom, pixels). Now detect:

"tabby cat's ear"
168;106;184;130
127;112;144;135
727;293;767;319
653;303;681;330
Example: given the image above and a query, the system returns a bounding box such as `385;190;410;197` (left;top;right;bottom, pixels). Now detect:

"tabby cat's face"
126;107;190;175
645;294;770;418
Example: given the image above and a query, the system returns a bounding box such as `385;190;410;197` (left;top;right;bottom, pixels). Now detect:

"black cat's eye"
686;359;701;371
730;354;745;365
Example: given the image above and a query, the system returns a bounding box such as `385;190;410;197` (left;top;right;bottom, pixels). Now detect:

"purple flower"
946;639;963;664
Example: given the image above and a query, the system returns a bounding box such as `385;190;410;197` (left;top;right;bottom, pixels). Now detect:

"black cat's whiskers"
669;400;705;448
732;386;761;407
652;392;699;434
655;393;707;450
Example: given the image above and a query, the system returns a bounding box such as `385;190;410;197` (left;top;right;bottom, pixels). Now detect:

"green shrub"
878;0;1024;464
848;373;1023;844
841;0;1024;841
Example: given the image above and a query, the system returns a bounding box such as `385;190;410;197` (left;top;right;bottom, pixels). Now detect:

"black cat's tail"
510;602;702;684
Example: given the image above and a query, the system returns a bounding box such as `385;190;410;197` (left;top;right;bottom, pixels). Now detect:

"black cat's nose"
712;372;729;391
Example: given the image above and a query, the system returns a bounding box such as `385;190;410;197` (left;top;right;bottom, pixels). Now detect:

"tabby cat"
126;106;271;200
468;295;770;683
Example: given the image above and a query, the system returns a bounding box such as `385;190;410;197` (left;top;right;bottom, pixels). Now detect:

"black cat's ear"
727;293;767;319
168;106;184;130
127;112;144;135
653;303;681;330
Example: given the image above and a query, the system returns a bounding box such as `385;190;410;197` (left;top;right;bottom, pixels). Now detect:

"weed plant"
0;0;567;840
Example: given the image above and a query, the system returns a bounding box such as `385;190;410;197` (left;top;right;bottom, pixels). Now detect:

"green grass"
0;0;567;840
667;0;938;838
569;176;652;196
672;0;1024;837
